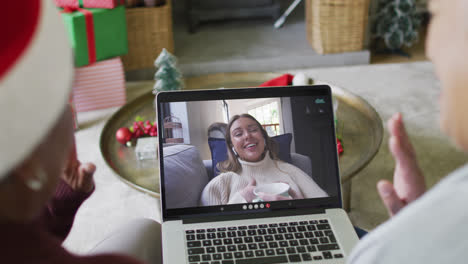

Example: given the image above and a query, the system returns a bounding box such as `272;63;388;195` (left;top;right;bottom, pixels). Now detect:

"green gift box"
61;6;128;67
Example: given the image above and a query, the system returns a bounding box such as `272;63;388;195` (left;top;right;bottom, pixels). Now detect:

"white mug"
253;182;291;202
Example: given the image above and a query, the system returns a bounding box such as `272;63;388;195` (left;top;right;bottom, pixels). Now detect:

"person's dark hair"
207;122;228;138
218;114;279;173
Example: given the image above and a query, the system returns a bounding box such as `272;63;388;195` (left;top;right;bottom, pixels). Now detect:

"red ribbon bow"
62;7;96;65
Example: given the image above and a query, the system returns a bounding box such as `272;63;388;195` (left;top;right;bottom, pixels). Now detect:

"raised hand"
62;142;95;193
281;182;304;200
256;192;292;201
257;182;304;201
240;179;257;203
377;113;426;216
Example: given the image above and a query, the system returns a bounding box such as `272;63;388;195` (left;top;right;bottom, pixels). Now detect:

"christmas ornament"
337;139;344;155
152;48;184;93
116;127;132;146
115;116;158;146
130;119;158;138
372;0;421;51
135;137;159;160
292;72;309;86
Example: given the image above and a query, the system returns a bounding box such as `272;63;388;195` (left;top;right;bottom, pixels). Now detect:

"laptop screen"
157;86;342;220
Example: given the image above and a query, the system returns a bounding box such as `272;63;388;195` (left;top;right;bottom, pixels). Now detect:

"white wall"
280;97;295;153
227;98;275;116
186;100;225;159
178;98;296;159
227;98;284;135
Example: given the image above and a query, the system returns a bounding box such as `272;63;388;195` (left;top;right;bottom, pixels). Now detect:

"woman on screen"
200;114;328;206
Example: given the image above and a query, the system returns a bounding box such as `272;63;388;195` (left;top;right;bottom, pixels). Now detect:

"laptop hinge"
182;208;326;224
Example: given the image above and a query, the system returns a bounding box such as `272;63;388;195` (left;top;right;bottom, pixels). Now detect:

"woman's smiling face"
230;117;266;162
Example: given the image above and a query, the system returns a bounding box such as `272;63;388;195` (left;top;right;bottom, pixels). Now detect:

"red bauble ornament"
116;117;158;147
116;127;132;145
337;139;344;155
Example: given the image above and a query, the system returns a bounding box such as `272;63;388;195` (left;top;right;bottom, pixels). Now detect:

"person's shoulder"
349;165;468;263
275;160;305;174
214;171;238;182
437;163;468;187
274;159;292;168
217;171;238;178
420;163;468;205
205;172;238;188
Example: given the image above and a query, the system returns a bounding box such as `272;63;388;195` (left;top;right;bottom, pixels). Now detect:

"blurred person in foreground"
0;1;159;263
348;0;468;262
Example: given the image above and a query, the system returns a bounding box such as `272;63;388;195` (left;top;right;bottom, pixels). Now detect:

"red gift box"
72;58;126;112
55;0;123;9
61;6;128;67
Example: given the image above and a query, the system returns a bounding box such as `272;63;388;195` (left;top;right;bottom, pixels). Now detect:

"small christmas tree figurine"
372;0;422;54
152;49;184;94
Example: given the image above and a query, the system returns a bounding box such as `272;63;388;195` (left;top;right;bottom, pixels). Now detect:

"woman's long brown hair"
218;114;279;174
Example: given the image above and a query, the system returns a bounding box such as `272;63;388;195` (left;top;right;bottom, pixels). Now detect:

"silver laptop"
156;85;359;264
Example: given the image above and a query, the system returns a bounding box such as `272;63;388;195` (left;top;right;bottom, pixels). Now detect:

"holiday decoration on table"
60;6;128;67
292;72;311;86
259;74;294;87
333;95;344;156
72;58;126;112
152;48;184;94
337;139;344;155
135;137;159;160
116;116;158;146
372;0;422;52
54;0;124;9
116;127;133;145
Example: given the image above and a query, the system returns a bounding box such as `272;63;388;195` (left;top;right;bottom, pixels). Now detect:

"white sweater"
348;164;468;264
200;153;328;206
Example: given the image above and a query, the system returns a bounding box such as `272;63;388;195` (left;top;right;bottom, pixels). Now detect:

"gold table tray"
100;72;383;206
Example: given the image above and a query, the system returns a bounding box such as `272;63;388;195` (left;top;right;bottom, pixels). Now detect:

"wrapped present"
72;58;126;112
61;6;128;67
55;0;123;9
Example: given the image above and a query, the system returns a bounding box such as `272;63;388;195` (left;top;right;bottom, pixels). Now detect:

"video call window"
159;96;339;210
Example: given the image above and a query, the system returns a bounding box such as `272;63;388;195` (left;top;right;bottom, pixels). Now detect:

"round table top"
100;72;383;197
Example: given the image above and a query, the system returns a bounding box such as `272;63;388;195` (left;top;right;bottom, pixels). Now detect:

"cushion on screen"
163;144;209;209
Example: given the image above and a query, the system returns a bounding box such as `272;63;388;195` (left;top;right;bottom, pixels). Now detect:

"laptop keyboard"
185;219;344;263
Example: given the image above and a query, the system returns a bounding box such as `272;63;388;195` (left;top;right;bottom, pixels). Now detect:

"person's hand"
281;182;304;200
377;113;426;216
62;143;95;193
240;179;257;202
257;182;304;201
256;192;293;201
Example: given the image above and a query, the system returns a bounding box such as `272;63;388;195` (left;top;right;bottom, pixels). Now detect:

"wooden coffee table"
100;72;383;211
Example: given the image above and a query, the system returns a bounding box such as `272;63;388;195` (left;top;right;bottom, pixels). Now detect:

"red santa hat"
0;0;73;178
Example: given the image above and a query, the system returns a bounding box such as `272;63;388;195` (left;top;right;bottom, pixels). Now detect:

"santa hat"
0;0;73;179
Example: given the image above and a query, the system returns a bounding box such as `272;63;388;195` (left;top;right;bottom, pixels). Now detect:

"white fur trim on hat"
0;0;74;179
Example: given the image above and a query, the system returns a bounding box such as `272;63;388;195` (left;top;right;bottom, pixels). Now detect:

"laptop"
156;85;359;264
